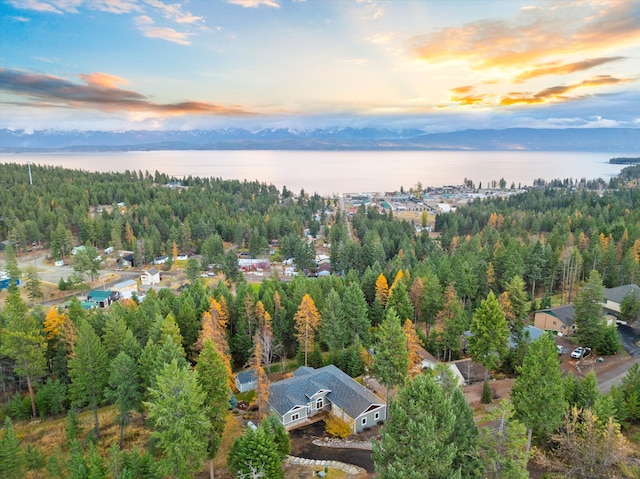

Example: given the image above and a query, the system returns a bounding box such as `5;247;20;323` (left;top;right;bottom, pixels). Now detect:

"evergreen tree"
68;319;109;439
0;291;46;418
372;307;410;406
320;289;348;356
479;400;530;479
105;352;141;449
195;339;231;479
0;417;25;479
145;360;210;479
574;269;605;349
511;333;564;450
341;282;371;345
449;388;483;478
228;426;284;479
373;374;459;479
468;291;510;375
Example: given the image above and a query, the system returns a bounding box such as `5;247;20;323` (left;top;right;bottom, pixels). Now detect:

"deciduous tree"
293;294;320;367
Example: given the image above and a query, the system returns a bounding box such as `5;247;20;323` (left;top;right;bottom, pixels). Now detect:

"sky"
1;0;639;132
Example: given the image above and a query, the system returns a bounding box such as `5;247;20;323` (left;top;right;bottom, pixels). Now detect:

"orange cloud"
516;57;625;81
0;68;253;116
500;75;629;105
449;86;487;105
407;2;640;70
79;72;128;89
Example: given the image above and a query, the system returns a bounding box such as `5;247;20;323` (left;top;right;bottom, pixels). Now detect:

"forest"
1;161;640;478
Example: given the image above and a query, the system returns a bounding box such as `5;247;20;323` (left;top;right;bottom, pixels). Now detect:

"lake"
1;150;633;196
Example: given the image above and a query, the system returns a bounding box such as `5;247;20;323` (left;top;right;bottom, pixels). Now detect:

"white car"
570;347;584;359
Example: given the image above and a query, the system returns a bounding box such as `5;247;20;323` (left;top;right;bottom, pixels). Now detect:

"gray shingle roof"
269;365;385;419
604;284;640;305
236;369;257;384
539;305;575;327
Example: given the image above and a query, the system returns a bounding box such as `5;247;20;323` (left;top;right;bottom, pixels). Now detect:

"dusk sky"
1;0;639;132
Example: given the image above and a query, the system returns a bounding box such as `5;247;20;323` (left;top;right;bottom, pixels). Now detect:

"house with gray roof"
534;305;576;336
602;284;640;315
268;364;386;433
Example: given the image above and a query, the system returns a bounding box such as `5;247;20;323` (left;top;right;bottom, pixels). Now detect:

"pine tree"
0;417;25;479
574;269;606;349
321;289;348;356
373;374;459;479
228;425;284;479
468;291;510;373
68;319;109;439
145;360;210;479
293;294;321;367
510;333;564;450
105;352;141;449
372;307;409;404
386;281;414;324
0;291;46;418
479;399;530;479
341;282;371;345
196;339;232;479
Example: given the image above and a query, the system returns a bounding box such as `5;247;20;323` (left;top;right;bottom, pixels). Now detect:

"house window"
361;417;367;426
374;412;380;421
316;398;323;409
291;413;299;422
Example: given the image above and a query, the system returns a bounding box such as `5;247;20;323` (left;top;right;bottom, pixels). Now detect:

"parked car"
571;347;591;359
571;347;583;359
557;345;567;355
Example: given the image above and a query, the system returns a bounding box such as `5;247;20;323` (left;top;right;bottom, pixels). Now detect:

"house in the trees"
141;268;160;286
268;364;386;433
534;305;576;336
602;284;640;316
235;369;258;393
86;290;118;308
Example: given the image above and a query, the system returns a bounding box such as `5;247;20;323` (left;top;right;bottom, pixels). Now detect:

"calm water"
1;150;633;196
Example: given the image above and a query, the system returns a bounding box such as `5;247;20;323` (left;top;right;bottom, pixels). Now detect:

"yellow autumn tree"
43;306;67;341
390;270;404;293
375;273;390;306
486;261;496;290
248;332;270;419
294;294;321;367
196;297;233;387
403;319;422;373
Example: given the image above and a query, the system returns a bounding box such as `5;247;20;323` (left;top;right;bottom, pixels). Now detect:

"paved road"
597;324;640;393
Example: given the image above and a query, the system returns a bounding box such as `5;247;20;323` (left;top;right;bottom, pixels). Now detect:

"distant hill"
1;127;638;152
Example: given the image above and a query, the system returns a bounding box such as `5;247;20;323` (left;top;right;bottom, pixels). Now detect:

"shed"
235;369;258;393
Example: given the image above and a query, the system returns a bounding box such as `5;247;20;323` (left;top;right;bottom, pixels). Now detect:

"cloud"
407;2;640;69
516;57;626;81
142;0;203;24
500;75;630;105
8;0;141;14
134;15;192;45
449;86;486;106
227;0;280;8
0;68;254;116
10;15;32;22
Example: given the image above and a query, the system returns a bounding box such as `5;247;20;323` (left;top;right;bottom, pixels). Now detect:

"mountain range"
1;127;638;152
